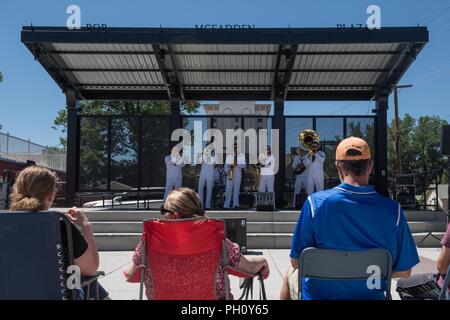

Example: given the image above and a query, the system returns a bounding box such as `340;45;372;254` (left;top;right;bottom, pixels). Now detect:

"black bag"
396;273;441;300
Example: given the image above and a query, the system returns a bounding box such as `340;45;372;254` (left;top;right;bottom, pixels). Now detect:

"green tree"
53;100;200;149
0;71;3;82
53;100;200;190
387;114;448;180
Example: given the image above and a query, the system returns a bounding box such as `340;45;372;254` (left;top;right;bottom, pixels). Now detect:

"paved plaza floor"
97;248;442;300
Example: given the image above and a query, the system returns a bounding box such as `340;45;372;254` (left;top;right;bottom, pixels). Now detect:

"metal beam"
26;44;84;98
169;99;181;150
49;50;404;56
167;44;185;100
22;26;429;45
273;99;286;208
65;88;80;207
152;44;177;100
273;44;298;100
74;83;380;89
374;94;389;196
60;68;391;73
77;89;375;101
271;45;283;100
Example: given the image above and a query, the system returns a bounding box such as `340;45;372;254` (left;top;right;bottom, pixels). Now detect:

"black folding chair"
0;211;104;300
298;247;393;300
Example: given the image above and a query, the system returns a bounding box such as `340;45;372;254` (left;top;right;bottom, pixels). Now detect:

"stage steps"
80;209;447;251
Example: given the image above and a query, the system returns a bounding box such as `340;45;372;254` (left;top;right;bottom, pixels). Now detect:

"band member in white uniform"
224;143;246;209
291;147;311;208
306;141;325;195
197;142;217;210
258;145;275;193
163;147;185;201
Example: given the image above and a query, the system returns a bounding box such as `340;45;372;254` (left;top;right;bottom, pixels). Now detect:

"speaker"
238;193;255;209
441;125;450;155
222;218;247;254
255;192;275;211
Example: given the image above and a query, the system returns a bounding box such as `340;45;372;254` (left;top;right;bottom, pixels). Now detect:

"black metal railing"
391;170;444;211
76;189;165;210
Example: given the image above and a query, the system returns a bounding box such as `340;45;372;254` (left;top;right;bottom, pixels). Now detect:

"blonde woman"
9;166;108;299
126;187;270;299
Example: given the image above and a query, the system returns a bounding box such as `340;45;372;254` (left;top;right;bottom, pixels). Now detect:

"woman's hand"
259;260;270;279
65;207;90;227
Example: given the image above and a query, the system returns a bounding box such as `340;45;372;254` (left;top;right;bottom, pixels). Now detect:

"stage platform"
53;208;446;251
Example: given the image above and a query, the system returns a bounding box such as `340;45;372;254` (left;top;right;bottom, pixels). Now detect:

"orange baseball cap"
336;136;371;160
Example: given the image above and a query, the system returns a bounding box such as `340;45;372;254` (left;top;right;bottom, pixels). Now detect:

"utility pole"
393;84;413;176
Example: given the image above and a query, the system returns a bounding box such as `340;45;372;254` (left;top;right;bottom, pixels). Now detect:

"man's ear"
335;161;344;178
335;161;340;172
367;159;373;174
46;192;54;203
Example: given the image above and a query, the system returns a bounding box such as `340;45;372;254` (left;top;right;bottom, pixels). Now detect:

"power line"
425;5;450;26
432;27;450;41
427;34;450;49
412;71;450;87
329;101;356;115
431;18;450;33
409;63;450;84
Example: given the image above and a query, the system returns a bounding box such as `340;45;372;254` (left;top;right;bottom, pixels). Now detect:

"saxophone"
228;154;237;181
256;150;268;174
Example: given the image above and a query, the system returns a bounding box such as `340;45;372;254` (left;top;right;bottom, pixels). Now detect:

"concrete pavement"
96;248;442;300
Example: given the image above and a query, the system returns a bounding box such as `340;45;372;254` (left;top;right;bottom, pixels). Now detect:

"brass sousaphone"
293;129;320;175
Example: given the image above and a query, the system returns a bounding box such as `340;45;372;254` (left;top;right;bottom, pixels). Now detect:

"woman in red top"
437;223;450;299
125;187;269;299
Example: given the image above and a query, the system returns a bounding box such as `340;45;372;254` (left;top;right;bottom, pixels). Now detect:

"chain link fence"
0;132;66;171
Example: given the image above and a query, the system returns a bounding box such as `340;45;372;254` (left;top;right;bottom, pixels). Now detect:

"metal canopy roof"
21;26;428;101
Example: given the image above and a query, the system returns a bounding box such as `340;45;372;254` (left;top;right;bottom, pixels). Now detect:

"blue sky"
0;0;449;147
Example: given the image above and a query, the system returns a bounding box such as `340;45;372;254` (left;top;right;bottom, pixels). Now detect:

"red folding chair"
125;218;266;300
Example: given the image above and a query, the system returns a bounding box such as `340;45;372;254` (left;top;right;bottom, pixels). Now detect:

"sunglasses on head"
160;207;174;215
160;207;206;216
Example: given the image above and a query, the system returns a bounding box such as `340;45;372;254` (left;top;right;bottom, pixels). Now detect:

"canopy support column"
169;99;181;148
375;94;389;196
65;88;80;207
273;99;286;208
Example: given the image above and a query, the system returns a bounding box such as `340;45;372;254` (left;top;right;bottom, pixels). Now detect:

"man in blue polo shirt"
290;136;419;300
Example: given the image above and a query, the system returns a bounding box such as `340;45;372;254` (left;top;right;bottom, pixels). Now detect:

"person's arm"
125;262;137;279
302;155;312;167
280;270;291;300
316;151;325;163
237;255;269;279
292;156;299;169
180;154;186;167
392;205;420;278
211;155;217;165
392;270;412;278
266;156;275;170
290;198;315;269
238;154;246;169
437;246;450;275
66;208;99;276
124;241;143;282
437;224;450;275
